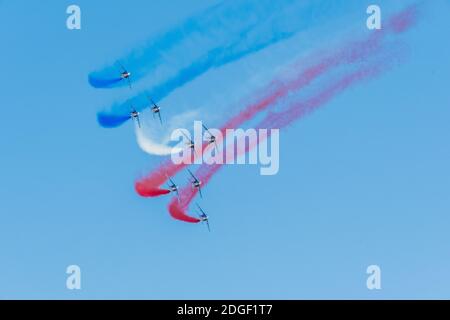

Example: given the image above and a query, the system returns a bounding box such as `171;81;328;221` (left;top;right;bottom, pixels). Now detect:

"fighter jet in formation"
146;95;163;125
196;203;210;232
203;123;218;152
181;131;196;155
166;175;180;202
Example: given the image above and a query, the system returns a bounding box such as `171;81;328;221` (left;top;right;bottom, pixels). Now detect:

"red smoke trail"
167;163;221;222
137;4;420;222
168;199;201;223
135;160;182;197
389;3;419;33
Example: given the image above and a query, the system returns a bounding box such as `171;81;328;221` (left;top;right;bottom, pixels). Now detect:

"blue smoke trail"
89;76;122;88
97;0;360;127
97;114;131;128
89;0;296;89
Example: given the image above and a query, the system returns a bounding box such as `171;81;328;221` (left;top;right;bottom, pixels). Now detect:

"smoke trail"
134;4;420;200
168;200;201;223
133;41;375;195
168;53;404;222
88;77;123;89
164;5;422;222
96;0;359;127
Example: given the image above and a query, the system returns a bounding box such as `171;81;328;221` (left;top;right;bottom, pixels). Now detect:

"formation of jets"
118;63;212;231
149;97;163;125
118;64;164;128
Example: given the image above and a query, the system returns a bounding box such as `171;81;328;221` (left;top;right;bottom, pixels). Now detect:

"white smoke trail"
135;109;200;156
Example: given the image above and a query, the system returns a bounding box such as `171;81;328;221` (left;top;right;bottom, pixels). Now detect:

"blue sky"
0;0;449;299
